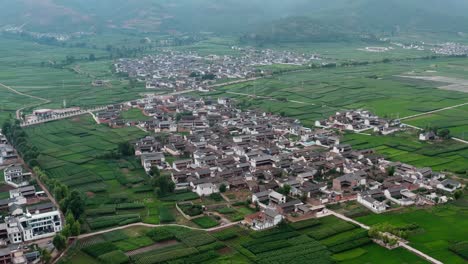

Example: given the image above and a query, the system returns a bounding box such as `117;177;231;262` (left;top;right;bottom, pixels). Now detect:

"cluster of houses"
114;48;320;91
0;133;62;262
0;131;18;167
315;110;402;135
431;42;468;56
315;110;403;134
116;96;463;230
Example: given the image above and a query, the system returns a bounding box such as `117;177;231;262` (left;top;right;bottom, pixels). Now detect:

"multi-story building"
3;204;62;243
3;165;31;188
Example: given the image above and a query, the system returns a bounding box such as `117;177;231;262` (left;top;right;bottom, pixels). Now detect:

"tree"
219;184;227;193
65;212;74;225
454;190;463;200
65;55;75;65
387;166;395;176
152;174;175;197
150;166;161;177
61;224;71;238
40;248;52;264
89;53;96;61
62;190;84;219
437;128;451;139
118;142;134;156
71;221;81;236
53;234;67;251
278;184;291;195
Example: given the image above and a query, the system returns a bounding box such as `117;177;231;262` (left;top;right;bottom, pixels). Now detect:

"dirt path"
77;221;241;240
0;82;51;119
320;210;443;264
225;91;315;105
400;102;468;120
126;240;178;256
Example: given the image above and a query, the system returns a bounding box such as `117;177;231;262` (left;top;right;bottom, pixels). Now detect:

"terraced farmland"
24;116;163;230
357;198;468;264
62;216;427;264
342;131;468;175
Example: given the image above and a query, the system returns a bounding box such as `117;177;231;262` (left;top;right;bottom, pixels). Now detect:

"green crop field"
120;109;151;121
201;57;468;128
405;105;468;140
356;198;468;264
23;116;166;230
0;37;147;117
342;131;468;175
62;216;428;264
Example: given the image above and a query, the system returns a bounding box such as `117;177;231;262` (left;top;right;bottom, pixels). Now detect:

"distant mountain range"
1;0;468;41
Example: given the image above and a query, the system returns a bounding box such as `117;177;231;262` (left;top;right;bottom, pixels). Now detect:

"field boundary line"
400;102;468;120
53;221;240;263
224;91;315;105
322;210;443;264
0;82;51;119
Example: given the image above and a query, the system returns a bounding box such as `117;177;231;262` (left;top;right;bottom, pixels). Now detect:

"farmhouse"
243;209;283;230
357;192;387;213
3;165;31;188
437;179;462;193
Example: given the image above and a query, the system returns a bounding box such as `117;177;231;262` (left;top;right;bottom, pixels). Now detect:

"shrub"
102;230;128;242
178;204;203;216
196;241;225;252
116;203;145;210
245;240;292;254
131;247;198;264
192;216;219;229
98;250;129;264
213;229;238;241
216;207;236;214
119;218;140;226
328;237;372;253
290;219;321;230
179;231;216;247
449;241;468;260
159;205;175;223
160;191;199;202
133;186;154;193
86;207;116;216
83;242;117;258
209;193;223;201
146;228;175;242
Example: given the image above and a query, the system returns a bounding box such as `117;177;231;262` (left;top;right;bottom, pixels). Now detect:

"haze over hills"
1;0;468;40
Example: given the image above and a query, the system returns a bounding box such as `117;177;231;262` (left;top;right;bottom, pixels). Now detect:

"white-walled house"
195;183;219;196
357;193;387;213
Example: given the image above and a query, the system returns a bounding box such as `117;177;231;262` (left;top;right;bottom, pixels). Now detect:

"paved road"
402;122;468;145
0;82;51;119
20;107;107;127
53;221;240;263
401;102;468;120
77;221;241;240
208;77;263;88
225;91;315;105
320;210;443;264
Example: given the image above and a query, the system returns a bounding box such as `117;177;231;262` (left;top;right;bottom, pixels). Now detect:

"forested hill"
1;0;468;38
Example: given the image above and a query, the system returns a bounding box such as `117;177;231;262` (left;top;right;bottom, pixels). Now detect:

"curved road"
0;82;51;119
320;210;443;264
53;221;240;263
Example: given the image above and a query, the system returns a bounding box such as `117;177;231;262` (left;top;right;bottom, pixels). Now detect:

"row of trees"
33;168;84;251
2;120;40;167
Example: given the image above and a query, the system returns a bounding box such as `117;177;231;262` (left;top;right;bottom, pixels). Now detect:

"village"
96;95;463;230
0;91;464;261
0;131;61;263
114;48;321;91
